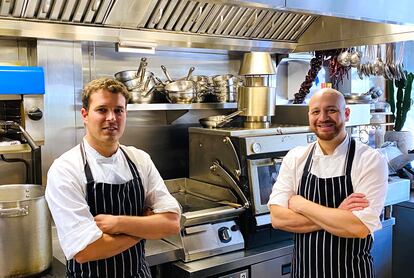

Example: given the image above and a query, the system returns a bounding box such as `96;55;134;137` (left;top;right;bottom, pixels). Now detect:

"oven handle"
222;136;242;180
210;160;250;209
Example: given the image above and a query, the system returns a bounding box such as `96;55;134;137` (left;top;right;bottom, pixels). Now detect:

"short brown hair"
82;77;131;110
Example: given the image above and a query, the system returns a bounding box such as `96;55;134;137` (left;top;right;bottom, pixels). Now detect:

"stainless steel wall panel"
37;40;82;184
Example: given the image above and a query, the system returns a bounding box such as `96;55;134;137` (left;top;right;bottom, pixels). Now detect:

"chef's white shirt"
268;135;388;234
45;139;181;260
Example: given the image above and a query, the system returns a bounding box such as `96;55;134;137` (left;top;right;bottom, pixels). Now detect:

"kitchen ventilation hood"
0;0;413;52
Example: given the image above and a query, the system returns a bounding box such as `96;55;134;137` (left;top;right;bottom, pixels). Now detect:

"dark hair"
82;77;130;110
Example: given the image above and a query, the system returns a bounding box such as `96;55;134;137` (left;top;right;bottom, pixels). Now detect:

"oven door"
247;157;283;215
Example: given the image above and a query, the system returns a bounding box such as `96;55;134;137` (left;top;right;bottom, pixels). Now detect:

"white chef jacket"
45;139;181;260
268;135;388;234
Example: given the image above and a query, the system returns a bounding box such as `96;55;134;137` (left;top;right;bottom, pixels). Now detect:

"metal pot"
164;80;196;104
199;110;244;128
114;57;147;82
0;184;52;278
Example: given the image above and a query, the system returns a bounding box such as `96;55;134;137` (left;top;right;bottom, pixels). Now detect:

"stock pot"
0;184;52;278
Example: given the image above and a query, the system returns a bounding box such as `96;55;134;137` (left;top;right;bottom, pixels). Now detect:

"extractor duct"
0;0;414;52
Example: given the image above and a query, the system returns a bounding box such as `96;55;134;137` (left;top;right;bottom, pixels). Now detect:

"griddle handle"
210;160;250;209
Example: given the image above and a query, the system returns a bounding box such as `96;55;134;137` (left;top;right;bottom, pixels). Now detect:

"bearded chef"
268;88;388;278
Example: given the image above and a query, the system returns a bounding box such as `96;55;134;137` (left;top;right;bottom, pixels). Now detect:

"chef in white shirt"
46;77;181;278
268;88;388;278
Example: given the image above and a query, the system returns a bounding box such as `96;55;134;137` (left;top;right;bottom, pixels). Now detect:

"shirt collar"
314;134;349;157
82;137;120;164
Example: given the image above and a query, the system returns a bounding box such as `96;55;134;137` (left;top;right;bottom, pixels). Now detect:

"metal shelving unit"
127;102;237;111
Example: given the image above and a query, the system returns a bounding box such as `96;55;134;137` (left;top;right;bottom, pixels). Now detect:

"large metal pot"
0;184;52;278
164;80;196;104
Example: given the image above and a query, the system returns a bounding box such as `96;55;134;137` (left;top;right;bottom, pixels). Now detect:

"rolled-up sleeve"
45;161;102;260
268;149;299;208
352;150;388;233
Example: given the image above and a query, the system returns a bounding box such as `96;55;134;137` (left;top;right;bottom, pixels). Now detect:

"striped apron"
292;138;374;278
66;142;151;278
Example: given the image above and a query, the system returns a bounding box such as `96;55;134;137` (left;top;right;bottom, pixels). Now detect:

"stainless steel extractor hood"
0;0;414;52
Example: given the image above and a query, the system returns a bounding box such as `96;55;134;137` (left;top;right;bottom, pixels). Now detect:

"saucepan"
164;80;196;104
115;57;147;82
199;110;244;128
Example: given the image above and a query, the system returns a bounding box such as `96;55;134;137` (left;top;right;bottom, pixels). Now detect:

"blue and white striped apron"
66;142;151;278
292;138;374;278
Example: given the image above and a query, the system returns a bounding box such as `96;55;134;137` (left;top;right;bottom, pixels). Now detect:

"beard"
311;120;345;141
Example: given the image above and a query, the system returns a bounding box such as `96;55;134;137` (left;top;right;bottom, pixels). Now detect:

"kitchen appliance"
188;126;315;249
163;178;247;262
0;184;52;278
0;66;45;185
238;52;276;129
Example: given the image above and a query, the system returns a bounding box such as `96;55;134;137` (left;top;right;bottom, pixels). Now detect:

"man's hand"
338;193;369;211
95;214;120;234
288;195;308;213
143;207;154;216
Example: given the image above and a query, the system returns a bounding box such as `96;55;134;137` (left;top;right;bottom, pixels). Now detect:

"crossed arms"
74;211;180;263
270;193;370;238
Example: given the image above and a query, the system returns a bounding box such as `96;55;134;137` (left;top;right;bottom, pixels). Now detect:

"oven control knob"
218;227;231;243
251;142;262;153
27;107;43;121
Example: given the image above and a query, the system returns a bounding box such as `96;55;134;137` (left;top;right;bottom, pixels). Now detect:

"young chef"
268;88;388;278
46;77;181;278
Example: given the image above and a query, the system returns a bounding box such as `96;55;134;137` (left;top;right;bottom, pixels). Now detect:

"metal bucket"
0;184;52;278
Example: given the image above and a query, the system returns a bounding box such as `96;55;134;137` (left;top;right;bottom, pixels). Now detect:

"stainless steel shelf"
0;144;31;155
127;103;237;111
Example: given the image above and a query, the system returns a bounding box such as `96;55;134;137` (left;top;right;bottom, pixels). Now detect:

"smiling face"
308;89;350;142
81;89;127;156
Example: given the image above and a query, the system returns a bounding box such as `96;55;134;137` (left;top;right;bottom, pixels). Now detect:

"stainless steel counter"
170;240;294;278
145;239;182;266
